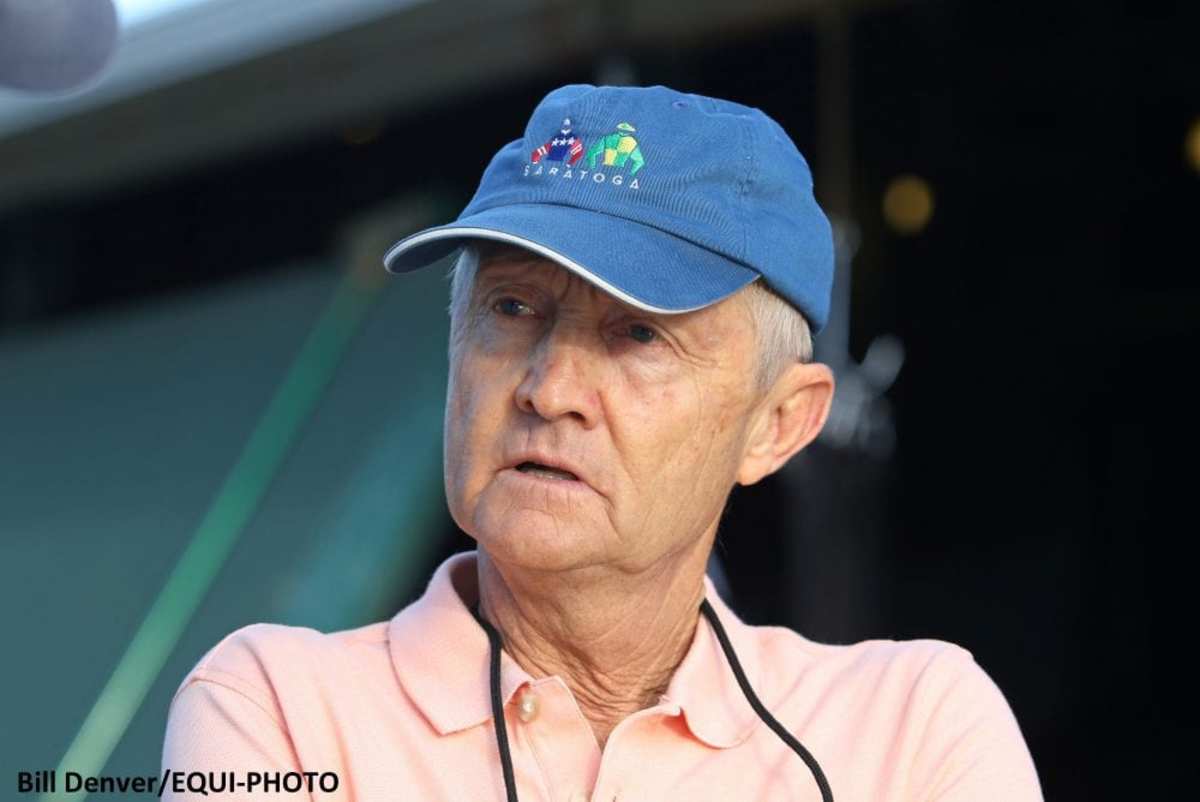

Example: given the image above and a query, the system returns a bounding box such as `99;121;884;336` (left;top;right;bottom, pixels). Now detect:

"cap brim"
382;203;759;314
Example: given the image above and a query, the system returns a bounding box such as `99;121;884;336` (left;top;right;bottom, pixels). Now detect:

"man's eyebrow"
472;259;699;327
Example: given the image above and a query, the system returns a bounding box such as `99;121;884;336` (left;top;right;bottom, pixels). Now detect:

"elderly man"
162;85;1043;801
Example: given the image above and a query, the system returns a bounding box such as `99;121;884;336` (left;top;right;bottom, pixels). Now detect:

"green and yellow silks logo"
584;122;645;175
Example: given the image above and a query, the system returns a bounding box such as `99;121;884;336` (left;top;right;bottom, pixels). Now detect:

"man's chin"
473;517;610;572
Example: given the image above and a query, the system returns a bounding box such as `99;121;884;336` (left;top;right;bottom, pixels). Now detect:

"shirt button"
516;688;539;723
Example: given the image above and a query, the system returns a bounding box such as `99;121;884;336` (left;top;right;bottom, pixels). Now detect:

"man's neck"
475;545;709;749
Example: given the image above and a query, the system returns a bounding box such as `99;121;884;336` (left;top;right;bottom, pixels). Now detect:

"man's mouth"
515;462;579;481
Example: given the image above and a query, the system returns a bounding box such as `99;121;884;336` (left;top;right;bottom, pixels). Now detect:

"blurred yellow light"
1186;118;1200;173
882;174;934;235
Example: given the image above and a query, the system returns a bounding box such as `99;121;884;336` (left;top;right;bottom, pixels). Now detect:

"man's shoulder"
742;626;1041;799
171;619;392;709
752;622;982;696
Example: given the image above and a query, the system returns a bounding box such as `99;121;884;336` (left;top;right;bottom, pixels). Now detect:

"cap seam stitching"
736;117;759;263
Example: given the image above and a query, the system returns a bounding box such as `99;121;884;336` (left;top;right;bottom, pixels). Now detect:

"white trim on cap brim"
384;226;727;315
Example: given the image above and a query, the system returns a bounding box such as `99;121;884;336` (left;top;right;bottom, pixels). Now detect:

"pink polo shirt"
161;550;1043;801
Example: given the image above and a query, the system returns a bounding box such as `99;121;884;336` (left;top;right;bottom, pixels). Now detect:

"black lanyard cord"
699;598;834;802
471;600;834;802
474;603;519;802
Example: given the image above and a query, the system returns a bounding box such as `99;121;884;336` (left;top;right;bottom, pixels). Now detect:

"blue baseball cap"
383;84;834;333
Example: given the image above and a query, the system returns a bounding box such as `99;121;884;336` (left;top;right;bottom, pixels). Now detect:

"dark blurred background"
2;0;1195;800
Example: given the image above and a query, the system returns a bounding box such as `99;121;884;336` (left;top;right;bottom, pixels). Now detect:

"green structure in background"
48;273;381;800
0;210;455;800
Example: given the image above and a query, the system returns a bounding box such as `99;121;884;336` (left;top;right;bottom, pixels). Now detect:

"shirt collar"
660;571;764;748
388;550;531;735
388;550;764;749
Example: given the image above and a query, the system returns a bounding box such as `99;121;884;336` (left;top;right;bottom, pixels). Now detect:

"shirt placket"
515;676;604;802
583;700;684;802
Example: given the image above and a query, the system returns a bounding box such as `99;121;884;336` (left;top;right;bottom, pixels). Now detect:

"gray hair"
445;242;812;397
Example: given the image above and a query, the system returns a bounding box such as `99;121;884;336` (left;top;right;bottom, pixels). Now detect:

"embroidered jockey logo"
584;121;645;175
531;117;585;166
522;118;642;189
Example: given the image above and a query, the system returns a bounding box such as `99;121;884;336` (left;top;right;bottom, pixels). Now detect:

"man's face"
443;245;765;575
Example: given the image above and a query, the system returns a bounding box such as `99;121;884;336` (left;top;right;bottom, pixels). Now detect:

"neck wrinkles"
475;546;708;746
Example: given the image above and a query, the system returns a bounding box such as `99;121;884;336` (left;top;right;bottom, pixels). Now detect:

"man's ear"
736;362;835;486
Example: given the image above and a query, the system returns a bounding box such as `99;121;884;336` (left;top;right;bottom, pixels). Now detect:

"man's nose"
513;325;603;426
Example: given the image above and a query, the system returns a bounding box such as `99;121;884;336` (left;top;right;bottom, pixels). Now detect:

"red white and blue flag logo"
531;117;584;166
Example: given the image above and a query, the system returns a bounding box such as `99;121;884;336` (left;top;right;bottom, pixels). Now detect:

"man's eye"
627;324;657;345
491;300;656;344
493;298;533;316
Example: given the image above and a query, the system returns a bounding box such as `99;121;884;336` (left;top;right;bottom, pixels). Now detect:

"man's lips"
504;451;607;497
515;462;578;481
508;451;587;485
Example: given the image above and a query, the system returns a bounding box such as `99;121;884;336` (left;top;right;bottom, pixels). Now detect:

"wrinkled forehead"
473;241;632;307
475;240;572;278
